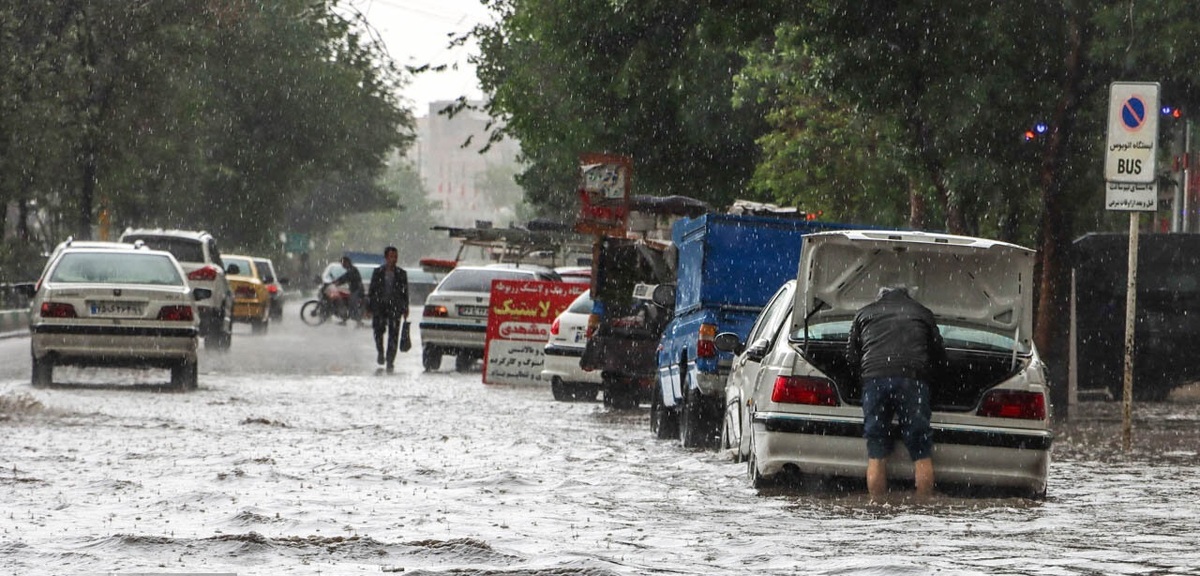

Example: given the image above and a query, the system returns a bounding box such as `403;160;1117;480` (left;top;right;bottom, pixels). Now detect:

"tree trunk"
1034;5;1085;421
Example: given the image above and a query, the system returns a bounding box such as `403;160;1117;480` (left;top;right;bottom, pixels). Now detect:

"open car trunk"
799;340;1027;412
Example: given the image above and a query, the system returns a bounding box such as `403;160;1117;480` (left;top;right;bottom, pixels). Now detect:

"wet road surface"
1;303;1199;575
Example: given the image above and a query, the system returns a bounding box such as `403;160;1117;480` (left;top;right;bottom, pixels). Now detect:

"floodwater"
1;305;1199;575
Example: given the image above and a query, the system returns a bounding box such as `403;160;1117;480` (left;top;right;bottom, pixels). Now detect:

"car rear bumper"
543;345;602;384
419;322;486;350
32;327;198;366
232;300;268;321
753;412;1052;493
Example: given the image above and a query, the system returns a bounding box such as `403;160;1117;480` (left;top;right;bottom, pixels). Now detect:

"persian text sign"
484;280;588;385
1105;82;1160;184
575;153;633;236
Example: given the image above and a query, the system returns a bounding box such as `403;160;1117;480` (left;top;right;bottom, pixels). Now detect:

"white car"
24;243;208;389
718;230;1052;497
119;229;234;350
420;264;561;372
543;289;601;401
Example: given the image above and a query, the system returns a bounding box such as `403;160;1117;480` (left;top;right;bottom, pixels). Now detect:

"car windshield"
792;319;1030;354
49;252;183;286
437;269;537;293
123;236;204;263
225;257;254;277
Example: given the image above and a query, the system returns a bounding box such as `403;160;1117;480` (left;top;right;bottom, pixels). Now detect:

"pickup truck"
652;214;855;447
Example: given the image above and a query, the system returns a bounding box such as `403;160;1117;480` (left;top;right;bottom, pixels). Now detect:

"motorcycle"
299;283;366;326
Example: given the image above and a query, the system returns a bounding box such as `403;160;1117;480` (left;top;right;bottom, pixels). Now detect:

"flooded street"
2;304;1199;575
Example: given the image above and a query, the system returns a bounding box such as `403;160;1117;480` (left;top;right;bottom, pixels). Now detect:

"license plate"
459;305;489;318
89;301;145;317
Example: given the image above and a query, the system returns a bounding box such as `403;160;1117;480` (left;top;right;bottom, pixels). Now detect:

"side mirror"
651;283;676;309
193;288;213;301
713;332;744;355
744;338;772;362
226;264;240;275
13;282;37;298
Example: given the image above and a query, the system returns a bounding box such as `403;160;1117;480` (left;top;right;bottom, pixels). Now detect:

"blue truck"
651;214;855;447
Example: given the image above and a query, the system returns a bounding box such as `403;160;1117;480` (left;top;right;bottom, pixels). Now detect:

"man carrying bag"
368;246;409;373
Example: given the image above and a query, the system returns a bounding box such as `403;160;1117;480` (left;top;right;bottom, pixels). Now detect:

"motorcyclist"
333;255;365;325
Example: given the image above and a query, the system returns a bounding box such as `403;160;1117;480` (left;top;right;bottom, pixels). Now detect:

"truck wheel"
650;380;678;439
422;346;442;371
171;360;198;390
679;368;708;448
454;353;474;372
575;386;599;402
32;355;53;388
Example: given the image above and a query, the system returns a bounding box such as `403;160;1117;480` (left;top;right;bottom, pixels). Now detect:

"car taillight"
266;284;279;294
424;304;448;318
235;286;257;299
586;313;599;339
188;266;218;282
771;376;840;406
40;302;77;318
550;317;560;336
157;305;194;322
977;390;1046;420
697;323;718;358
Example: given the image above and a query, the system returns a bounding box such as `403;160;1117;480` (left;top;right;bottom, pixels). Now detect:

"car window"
746;285;793;345
567;291;592;314
225;257;254;277
207;239;224;267
125;236;205;263
49;252;183;286
253;259;275;282
438;269;537;292
793;319;1029;353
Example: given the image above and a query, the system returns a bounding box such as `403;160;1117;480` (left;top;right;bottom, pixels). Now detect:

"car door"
726;282;795;458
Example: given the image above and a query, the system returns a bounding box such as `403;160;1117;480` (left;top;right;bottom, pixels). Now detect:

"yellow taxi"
222;254;271;334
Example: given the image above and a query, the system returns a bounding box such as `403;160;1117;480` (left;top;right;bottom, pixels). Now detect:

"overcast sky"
353;0;493;116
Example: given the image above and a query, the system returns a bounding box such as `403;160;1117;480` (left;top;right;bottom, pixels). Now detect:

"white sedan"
25;242;209;389
543;290;601;401
718;230;1052;498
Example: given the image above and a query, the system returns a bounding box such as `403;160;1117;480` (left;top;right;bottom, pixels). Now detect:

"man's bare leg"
867;458;888;500
914;457;934;499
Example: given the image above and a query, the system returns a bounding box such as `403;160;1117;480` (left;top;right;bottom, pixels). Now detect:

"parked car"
222;255;272;334
404;267;443;307
543;289;601;401
420;263;561;372
554;266;591;285
717;230;1052;497
21;243;207;389
252;257;286;321
119;229;234;350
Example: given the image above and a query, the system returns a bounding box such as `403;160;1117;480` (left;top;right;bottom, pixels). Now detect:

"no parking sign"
1104;82;1159;185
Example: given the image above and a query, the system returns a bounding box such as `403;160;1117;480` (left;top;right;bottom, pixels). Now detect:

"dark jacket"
334;264;364;294
847;289;947;383
368;265;409;318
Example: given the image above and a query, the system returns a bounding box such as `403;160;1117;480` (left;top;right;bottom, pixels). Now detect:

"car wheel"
650;379;678;439
454;353;474;372
747;433;771;489
206;326;232;351
551;376;570;402
31;355;52;388
171;360;198;390
422;346;442;371
251;317;268;334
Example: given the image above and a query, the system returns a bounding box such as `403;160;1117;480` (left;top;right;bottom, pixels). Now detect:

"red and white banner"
484;280;588;385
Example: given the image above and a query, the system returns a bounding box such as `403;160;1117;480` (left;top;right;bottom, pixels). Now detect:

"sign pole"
1122;213;1138;452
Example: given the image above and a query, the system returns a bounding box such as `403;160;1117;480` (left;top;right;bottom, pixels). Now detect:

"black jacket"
334;265;364;294
847;289;947;383
368;265;409;318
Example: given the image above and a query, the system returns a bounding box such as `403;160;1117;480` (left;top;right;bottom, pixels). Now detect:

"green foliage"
472;0;785;216
0;0;412;257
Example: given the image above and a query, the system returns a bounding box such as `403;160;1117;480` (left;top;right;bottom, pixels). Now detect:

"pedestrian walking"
367;246;409;373
847;284;946;501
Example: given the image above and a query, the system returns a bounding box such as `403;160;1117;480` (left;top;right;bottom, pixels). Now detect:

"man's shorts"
861;377;933;460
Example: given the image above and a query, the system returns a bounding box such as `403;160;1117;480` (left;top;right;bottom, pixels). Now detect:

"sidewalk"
0;308;30;339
